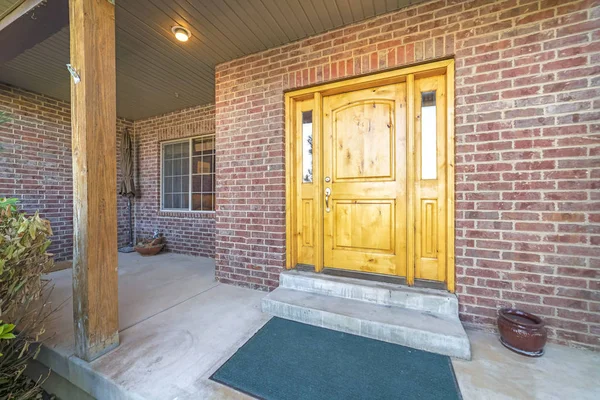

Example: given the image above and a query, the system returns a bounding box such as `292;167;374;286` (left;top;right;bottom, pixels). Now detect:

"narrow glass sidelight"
191;136;215;211
162;141;190;209
302;110;313;183
421;91;437;180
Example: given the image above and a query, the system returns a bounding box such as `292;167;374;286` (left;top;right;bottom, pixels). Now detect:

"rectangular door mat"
211;317;462;400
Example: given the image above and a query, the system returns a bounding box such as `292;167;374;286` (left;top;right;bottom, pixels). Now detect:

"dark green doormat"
211;317;462;400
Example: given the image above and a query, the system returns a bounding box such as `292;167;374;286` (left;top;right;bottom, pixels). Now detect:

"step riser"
262;298;471;360
280;273;458;317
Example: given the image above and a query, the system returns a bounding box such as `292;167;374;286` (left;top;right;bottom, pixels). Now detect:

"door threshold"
294;264;447;291
322;268;447;291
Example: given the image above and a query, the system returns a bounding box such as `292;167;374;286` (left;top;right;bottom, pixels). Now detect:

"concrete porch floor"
35;253;599;400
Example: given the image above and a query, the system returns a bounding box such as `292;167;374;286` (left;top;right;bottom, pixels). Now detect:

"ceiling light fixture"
172;26;191;42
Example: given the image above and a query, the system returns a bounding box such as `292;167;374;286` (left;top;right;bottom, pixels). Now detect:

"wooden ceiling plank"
287;0;317;36
322;0;344;27
335;0;355;25
114;34;213;97
113;66;209;108
187;0;263;55
117;1;217;74
0;66;69;100
114;74;210;120
298;0;327;34
260;0;306;40
62;21;214;105
150;0;239;62
1;60;201;121
0;0;68;64
308;0;335;29
114;9;215;88
1;55;213;121
35;27;214;108
6;25;211;102
3;45;68;81
217;0;274;49
5;46;66;77
224;0;280;49
362;0;376;18
169;0;246;57
347;0;365;21
3;41;212;121
0;0;36;29
0;0;20;18
114;79;201;117
115;27;215;90
245;0;292;44
373;0;387;14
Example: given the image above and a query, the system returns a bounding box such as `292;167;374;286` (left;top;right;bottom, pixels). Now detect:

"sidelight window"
421;91;437;180
302;110;313;183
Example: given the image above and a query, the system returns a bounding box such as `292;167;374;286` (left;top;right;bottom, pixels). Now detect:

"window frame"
160;134;216;213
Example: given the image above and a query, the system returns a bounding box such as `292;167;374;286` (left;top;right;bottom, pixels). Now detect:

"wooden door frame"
284;59;456;292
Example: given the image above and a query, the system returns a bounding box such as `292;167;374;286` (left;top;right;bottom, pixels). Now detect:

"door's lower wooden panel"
328;250;398;275
333;200;394;253
421;199;437;258
298;198;314;265
302;199;313;247
416;198;440;281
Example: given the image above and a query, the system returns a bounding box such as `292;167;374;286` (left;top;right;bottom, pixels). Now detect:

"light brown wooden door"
322;83;407;276
287;61;455;289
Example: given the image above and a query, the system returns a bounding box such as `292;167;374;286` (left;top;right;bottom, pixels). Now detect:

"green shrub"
0;198;54;399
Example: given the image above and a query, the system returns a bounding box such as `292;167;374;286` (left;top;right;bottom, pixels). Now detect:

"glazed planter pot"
134;244;164;256
497;308;547;357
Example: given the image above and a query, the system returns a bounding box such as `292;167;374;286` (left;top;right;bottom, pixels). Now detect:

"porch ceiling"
0;0;424;120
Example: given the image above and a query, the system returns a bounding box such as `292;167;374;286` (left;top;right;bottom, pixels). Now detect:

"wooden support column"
69;0;119;362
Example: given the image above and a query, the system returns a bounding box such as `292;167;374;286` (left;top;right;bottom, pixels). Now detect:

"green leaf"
6;244;14;258
17;222;27;234
29;222;37;239
0;332;16;340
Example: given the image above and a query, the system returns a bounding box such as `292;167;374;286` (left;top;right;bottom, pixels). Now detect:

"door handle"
325;188;331;212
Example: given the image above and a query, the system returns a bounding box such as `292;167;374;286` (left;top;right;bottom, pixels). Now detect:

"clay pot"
134;244;164;256
497;308;547;357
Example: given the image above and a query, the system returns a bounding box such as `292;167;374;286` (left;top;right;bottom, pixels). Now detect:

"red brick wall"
215;0;600;349
0;84;216;261
133;104;216;258
0;84;133;261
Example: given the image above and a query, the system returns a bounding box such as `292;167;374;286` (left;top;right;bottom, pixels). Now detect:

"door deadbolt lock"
325;176;331;183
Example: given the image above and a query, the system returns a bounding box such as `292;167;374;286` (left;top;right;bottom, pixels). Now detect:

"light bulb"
172;26;191;42
175;30;189;42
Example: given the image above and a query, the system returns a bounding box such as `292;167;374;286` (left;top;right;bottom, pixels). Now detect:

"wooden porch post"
69;0;119;361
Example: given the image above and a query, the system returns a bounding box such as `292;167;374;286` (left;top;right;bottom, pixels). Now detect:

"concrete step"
280;270;459;317
262;288;471;359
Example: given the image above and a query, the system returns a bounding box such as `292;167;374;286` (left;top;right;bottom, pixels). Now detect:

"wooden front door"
286;60;455;289
322;83;407;276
